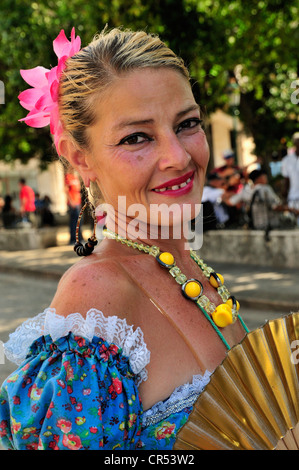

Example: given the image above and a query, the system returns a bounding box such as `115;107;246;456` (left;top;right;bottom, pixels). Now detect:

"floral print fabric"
0;333;192;450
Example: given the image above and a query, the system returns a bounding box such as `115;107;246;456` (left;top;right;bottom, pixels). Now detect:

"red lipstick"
152;170;195;197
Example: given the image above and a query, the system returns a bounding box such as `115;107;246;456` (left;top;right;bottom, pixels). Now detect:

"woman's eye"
118;133;151;145
177;118;203;133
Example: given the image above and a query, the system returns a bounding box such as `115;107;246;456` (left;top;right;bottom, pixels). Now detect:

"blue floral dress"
0;309;211;450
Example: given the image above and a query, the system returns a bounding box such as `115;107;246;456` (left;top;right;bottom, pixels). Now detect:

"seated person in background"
212;150;242;176
201;173;230;230
224;175;254;212
228;169;298;230
211;152;244;228
269;151;284;200
212;150;244;193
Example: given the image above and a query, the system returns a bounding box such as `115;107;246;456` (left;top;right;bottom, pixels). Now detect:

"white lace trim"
4;308;151;384
142;370;212;427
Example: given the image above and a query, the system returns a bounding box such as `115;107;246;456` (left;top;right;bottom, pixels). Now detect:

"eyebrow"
113;104;200;131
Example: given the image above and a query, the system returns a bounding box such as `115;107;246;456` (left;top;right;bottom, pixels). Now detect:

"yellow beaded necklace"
103;228;249;350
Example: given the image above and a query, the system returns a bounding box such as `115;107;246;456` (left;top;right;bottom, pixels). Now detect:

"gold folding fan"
174;312;299;450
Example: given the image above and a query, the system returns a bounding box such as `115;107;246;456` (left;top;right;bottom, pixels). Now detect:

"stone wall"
0;228;57;251
199;229;299;268
1;227;299;268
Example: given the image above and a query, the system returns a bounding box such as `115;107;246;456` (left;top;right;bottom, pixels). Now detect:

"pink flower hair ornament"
18;28;81;152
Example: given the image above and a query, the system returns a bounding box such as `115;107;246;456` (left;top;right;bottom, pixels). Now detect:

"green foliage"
0;0;298;165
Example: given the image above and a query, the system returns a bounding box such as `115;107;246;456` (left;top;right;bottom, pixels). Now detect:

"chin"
148;200;200;235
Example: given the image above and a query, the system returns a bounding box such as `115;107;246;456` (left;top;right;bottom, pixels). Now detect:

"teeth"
154;177;192;192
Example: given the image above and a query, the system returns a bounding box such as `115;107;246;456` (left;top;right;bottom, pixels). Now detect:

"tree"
0;0;298;165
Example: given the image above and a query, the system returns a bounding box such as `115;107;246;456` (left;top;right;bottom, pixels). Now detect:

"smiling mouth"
153;177;192;192
152;171;195;193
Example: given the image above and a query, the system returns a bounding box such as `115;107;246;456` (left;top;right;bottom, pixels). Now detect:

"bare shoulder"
50;250;138;321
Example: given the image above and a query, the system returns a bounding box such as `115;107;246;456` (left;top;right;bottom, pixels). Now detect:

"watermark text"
291;339;299;365
95;196;204;250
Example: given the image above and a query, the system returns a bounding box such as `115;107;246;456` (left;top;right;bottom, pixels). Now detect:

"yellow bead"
209;272;224;288
159;252;175;266
184;280;202;299
226;297;240;311
212;304;233;328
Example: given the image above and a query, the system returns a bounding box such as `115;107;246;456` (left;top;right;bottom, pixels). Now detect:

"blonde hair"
59;27;190;150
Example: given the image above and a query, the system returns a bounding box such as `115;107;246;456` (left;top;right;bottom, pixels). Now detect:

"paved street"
0;272;58;384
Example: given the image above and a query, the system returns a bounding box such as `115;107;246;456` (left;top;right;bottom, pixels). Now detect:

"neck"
105;210;197;259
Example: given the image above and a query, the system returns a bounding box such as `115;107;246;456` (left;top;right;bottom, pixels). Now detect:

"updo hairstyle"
58;27;190;152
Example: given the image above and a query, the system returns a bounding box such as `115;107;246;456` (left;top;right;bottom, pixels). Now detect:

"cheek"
99;157;151;200
190;133;210;168
110;149;154;185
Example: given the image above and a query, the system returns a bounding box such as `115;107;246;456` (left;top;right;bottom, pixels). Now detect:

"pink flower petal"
71;27;81;52
53;28;81;60
50;80;59;102
53;30;69;59
18;88;45;111
19;27;81;147
57;56;67;78
35;92;54;112
20;67;49;88
19;109;50;128
50;106;63;151
50;105;60;135
70;34;81;55
54;122;63;151
46;66;58;87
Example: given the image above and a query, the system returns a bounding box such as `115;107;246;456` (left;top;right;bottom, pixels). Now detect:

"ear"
58;134;96;187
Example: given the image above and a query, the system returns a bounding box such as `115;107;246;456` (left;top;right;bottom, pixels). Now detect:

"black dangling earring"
74;202;98;256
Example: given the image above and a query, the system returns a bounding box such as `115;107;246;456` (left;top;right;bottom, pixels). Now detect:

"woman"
0;27;248;450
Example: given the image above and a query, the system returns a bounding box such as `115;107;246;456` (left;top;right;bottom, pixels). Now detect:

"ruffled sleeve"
0;309;150;450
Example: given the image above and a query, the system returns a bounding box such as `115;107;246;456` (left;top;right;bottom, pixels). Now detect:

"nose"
156;132;191;171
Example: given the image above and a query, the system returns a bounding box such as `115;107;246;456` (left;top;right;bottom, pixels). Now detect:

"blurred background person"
244;169;297;231
64;169;82;244
282;132;299;225
212;150;243;180
1;195;18;229
201;172;230;230
269;151;284;201
19;178;36;227
34;192;44;228
41;195;55;227
269;151;282;180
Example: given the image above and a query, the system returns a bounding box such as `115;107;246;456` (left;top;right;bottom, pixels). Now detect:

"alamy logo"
291;80;299;104
291;339;299;365
95;196;204;250
0;81;4;104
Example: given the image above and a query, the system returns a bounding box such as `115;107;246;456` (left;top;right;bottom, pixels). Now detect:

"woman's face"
85;68;209;229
